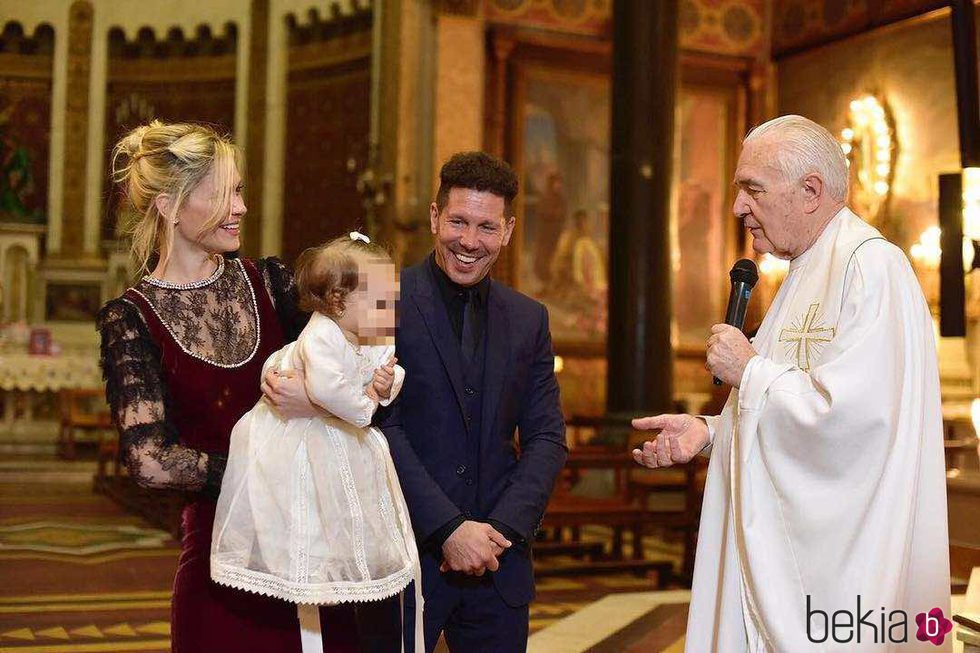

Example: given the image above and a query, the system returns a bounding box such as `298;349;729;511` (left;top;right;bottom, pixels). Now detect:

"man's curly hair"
435;151;519;215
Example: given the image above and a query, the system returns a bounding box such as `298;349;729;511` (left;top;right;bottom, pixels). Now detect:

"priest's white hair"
744;115;849;202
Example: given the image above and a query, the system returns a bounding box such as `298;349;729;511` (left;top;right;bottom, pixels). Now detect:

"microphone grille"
730;258;759;287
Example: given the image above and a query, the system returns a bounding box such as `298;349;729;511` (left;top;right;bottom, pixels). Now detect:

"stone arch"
105;21;238;57
0;21;55;55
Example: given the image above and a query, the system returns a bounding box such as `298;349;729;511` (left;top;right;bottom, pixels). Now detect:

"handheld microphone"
713;258;759;386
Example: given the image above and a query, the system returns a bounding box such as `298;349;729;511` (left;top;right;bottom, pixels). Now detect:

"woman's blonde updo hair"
111;120;242;275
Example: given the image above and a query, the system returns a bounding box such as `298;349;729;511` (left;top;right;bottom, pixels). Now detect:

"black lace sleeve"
97;298;225;496
256;256;310;341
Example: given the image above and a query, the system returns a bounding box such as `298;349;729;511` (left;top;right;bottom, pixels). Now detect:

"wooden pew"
539;414;707;584
541;450;686;585
58;389;113;459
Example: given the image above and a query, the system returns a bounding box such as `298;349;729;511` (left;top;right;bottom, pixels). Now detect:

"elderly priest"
633;115;950;651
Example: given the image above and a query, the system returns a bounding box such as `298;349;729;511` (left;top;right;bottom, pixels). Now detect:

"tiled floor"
6;455;970;653
0;456;681;652
528;590;690;652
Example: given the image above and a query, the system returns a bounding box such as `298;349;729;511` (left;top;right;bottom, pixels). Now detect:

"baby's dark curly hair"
435;151;519;214
294;235;392;318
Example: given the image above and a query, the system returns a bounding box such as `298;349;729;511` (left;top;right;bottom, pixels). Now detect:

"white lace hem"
210;561;414;605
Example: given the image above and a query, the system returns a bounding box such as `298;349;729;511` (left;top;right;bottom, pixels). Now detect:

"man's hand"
372;356;397;400
439;521;512;576
706;323;756;387
631;414;710;469
261;369;320;419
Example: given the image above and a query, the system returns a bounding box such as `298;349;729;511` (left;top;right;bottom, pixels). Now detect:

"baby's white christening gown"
210;312;421;650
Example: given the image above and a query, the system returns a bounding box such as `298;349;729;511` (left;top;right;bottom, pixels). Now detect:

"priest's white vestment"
685;208;950;652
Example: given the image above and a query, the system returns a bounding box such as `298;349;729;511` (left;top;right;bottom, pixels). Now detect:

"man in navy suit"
379;151;567;652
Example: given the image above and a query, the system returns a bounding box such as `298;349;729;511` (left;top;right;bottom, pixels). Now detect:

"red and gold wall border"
483;0;768;59
772;0;956;58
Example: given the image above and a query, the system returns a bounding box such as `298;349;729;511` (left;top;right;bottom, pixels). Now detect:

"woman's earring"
173;220;180;226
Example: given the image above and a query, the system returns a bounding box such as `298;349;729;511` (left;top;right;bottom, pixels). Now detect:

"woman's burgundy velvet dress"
98;257;360;653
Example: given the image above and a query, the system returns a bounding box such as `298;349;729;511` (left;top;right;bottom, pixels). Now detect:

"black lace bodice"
97;256;307;495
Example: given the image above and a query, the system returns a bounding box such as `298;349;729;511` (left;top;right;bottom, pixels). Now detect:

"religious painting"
511;65;610;351
45;282;102;322
28;327;51;355
672;84;740;352
496;29;747;362
0;92;51;226
0;23;53;227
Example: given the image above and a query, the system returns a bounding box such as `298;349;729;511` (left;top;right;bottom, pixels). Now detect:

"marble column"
242;0;268;257
375;0;438;266
44;6;70;255
605;0;679;419
261;0;287;258
57;0;93;259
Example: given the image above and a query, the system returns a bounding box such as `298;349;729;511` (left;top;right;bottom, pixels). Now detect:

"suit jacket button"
456;465;466;475
465;478;474;486
465;387;476;396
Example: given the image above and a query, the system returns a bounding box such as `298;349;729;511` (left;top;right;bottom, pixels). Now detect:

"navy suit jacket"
378;259;567;607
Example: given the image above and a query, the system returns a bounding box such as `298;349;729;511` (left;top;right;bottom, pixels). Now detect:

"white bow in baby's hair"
349;231;371;244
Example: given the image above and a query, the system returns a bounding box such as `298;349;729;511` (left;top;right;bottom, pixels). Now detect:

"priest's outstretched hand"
631;414;710;469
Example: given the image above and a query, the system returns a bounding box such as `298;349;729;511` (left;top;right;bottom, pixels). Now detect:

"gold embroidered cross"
778;302;835;372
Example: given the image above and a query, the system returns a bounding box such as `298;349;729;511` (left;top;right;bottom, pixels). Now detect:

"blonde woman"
97;121;363;652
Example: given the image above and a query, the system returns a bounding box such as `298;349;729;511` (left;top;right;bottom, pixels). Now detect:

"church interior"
0;0;979;650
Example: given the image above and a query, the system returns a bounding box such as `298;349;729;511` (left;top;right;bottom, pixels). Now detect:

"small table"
0;351;103;442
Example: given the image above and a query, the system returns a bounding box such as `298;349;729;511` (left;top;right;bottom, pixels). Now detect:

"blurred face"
172;162;246;255
430;188;516;286
732;139;808;259
337;258;398;341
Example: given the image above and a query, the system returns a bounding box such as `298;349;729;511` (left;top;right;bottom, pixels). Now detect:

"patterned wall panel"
102;26;237;243
484;0;612;37
0;22;54;225
772;0;951;56
678;0;767;57
483;0;768;58
281;13;372;265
